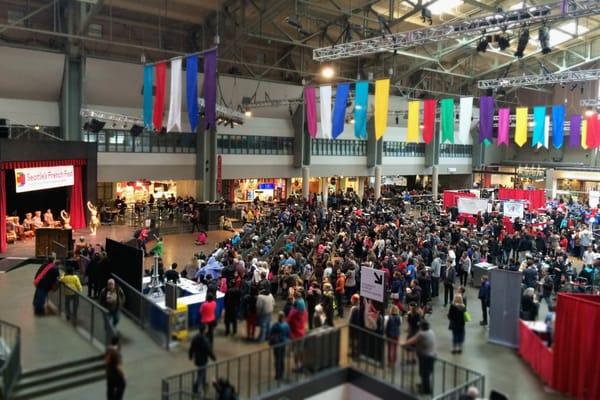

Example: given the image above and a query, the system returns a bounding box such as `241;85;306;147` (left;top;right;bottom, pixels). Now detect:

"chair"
6;222;17;244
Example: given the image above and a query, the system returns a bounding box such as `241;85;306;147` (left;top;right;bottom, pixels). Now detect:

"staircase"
11;355;105;399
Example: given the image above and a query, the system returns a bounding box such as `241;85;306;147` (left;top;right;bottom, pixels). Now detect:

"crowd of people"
30;187;600;398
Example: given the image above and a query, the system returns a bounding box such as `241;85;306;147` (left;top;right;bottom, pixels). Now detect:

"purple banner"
479;96;494;143
569;115;582;148
497;108;510;145
202;49;217;129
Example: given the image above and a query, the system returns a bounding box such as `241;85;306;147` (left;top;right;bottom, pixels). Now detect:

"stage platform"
1;224;236;272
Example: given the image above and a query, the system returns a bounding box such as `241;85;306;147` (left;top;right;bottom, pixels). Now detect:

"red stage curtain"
443;191;476;209
498;188;546;210
0;170;6;253
0;159;86;170
553;294;600;400
69;166;86;229
518;321;554;385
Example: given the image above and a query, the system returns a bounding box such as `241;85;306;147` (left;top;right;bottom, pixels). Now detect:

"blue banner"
143;65;154;129
332;83;350;139
354;81;368;139
532;106;546;147
552;104;565;149
186;55;199;132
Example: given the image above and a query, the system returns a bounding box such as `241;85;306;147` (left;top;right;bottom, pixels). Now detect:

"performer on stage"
60;210;72;230
44;209;61;227
87;201;100;235
23;213;34;231
32;211;44;229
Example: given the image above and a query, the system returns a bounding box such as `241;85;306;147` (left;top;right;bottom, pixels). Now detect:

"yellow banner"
406;100;420;142
582;119;588;150
515;107;528;147
374;79;390;140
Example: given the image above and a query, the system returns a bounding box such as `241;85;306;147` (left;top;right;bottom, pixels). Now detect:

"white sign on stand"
457;197;488;215
503;201;524;220
360;266;385;303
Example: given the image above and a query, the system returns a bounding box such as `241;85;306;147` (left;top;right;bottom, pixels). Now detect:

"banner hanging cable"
143;46;219;67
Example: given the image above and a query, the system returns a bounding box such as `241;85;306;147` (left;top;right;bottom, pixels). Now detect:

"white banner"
360;266;385;303
15;165;74;193
457;197;488;215
503;201;524;220
589;191;600;208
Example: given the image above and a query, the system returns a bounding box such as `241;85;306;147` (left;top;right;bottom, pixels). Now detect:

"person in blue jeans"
269;312;290;380
256;289;275;342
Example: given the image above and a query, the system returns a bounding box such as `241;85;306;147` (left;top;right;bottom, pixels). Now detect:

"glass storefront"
223;178;288;203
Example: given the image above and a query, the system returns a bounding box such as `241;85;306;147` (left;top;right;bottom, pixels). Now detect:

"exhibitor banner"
457;197;488;215
14;165;74;193
503;200;524;220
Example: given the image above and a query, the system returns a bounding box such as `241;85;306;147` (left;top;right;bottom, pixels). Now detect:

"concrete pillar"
358;177;365;199
374;166;382;200
285;178;292;199
321;177;329;206
432;165;439;201
302;166;310;200
60;56;83;140
546;168;556;199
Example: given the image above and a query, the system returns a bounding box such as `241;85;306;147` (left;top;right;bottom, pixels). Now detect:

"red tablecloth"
443;191;476;209
498;188;546;210
518;321;554;386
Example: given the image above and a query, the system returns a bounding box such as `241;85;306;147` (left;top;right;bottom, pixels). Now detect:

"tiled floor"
0;227;568;399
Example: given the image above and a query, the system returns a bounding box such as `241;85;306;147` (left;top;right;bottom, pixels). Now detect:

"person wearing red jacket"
287;296;307;371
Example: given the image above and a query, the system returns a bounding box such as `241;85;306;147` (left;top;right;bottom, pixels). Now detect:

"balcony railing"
383;142;426;157
0;320;21;399
311;139;367;156
82;129;197;153
440;144;472;158
217;135;294;155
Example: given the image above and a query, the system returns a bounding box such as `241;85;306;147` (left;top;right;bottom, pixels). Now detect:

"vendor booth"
497;188;546;210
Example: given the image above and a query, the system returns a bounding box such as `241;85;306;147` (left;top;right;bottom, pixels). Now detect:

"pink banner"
304;87;317;138
497;108;510;145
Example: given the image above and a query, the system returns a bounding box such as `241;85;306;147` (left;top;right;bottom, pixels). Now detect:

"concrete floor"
0;227;569;399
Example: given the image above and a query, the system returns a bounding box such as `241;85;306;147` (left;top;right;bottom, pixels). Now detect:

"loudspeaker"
130;124;144;137
85;118;105;133
0;118;8;138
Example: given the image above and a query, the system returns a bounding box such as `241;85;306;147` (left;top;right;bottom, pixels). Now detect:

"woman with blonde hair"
386;305;402;365
447;294;467;354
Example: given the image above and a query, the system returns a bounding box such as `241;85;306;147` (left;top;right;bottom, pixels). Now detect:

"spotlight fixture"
395;115;399;125
34;124;40;130
244;110;252;117
538;26;551;54
421;7;432;25
89;118;105;133
585;108;594;117
130;124;144;137
497;35;510;50
321;65;335;79
514;28;529;58
476;36;489;52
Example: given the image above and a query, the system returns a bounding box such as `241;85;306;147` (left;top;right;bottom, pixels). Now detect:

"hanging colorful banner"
152;62;167;131
497;108;510;145
143;65;154;129
374;79;390;140
202;49;217;129
422;99;436;144
586;114;600;149
458;97;473;144
406;101;420;142
186;55;199;132
542;115;550;149
479;96;494;145
332;83;350;139
167;58;182;132
354;81;368;139
319;85;332;139
304;87;318;139
440;98;455;143
582;119;588;150
569;115;582;148
551;105;565;149
515;107;528;147
532;106;546;147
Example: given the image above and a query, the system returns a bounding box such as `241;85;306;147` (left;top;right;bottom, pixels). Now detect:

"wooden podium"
35;228;73;258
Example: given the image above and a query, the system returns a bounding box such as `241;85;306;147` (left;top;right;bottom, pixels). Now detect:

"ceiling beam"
0;0;56;35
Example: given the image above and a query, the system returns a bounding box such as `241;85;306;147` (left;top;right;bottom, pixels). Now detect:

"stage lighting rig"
497;34;511;50
539;25;552;54
514;28;530;58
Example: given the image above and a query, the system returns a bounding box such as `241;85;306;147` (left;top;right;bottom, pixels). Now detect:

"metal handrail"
0;320;21;399
47;282;116;348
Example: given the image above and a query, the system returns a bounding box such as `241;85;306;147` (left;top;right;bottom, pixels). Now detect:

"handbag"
464;311;472;323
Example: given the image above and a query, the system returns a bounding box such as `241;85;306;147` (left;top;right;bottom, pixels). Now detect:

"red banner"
217;155;222;195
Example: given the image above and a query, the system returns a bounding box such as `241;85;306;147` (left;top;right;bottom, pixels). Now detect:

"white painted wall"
0;98;60;126
97;153;196;181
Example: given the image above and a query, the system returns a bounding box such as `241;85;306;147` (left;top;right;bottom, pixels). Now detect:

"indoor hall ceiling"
0;0;599;105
